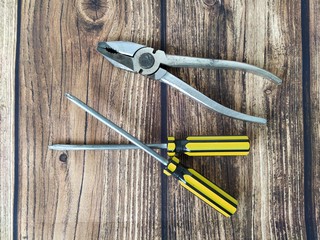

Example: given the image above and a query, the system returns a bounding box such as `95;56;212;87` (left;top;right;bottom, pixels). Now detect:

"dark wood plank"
18;1;162;239
0;1;17;239
310;0;320;237
165;1;305;238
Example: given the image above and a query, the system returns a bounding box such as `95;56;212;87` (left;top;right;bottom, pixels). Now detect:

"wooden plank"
0;0;17;239
310;0;320;237
18;1;162;239
165;0;305;238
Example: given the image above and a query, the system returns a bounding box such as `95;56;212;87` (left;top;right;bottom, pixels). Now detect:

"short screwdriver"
60;93;238;217
49;136;250;156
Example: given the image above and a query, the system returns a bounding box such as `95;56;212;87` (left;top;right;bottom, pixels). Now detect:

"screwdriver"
49;136;250;157
61;93;238;217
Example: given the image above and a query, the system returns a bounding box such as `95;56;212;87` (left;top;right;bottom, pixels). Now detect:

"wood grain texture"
18;0;162;239
310;0;320;236
12;0;320;238
0;0;17;239
165;0;305;238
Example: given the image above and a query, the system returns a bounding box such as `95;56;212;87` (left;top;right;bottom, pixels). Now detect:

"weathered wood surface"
0;0;17;239
310;0;320;237
18;1;162;239
165;0;305;239
1;0;317;239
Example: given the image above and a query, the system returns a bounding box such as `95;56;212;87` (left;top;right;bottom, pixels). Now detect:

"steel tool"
57;93;238;217
97;41;282;124
49;136;250;156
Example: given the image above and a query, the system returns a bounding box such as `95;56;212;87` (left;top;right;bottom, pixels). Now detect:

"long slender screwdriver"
49;136;250;156
61;93;238;217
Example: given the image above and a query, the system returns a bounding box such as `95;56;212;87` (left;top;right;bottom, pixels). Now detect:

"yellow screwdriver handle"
164;157;238;217
167;136;250;157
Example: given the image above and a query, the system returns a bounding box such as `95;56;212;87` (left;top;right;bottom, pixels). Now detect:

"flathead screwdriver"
49;136;250;156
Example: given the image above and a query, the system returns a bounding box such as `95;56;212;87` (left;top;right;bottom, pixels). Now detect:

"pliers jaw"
97;41;145;72
97;41;144;56
97;41;165;78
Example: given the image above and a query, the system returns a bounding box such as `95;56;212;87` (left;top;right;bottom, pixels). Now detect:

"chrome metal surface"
164;55;282;85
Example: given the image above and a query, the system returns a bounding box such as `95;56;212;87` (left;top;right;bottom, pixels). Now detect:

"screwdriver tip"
48;144;69;151
65;93;72;99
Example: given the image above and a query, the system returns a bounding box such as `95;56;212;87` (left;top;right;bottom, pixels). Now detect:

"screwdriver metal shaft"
65;93;168;166
49;143;166;151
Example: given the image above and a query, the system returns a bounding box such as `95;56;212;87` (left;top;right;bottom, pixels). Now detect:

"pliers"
97;41;282;124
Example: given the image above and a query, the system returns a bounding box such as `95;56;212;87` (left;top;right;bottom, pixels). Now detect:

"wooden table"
1;0;319;239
